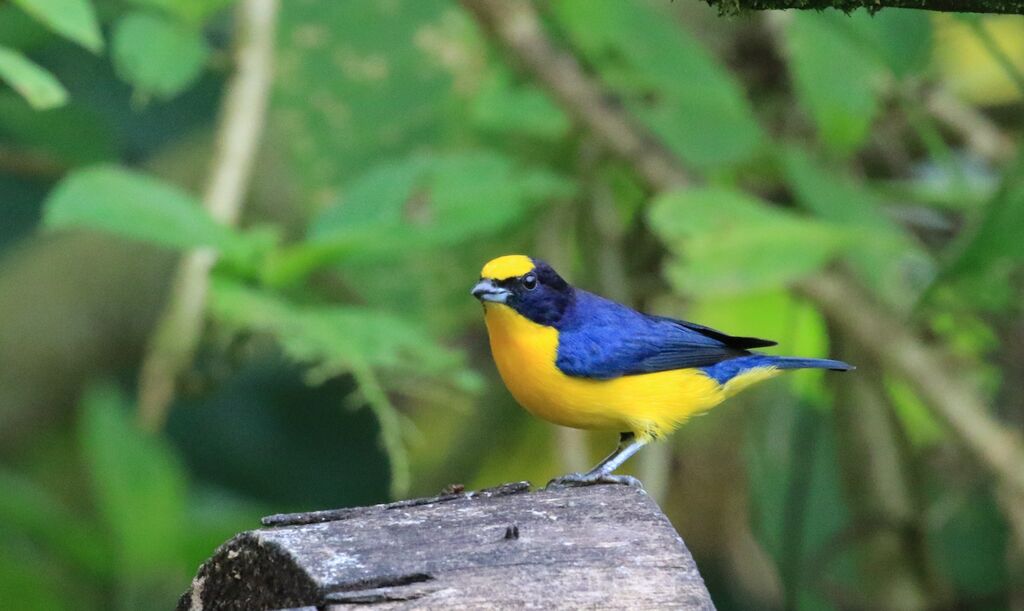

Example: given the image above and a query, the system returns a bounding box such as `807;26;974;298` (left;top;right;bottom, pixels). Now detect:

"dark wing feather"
555;291;775;379
665;317;777;349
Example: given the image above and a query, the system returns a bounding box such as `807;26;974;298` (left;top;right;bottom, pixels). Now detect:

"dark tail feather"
769;356;854;372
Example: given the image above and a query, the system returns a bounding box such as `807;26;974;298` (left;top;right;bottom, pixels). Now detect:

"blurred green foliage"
0;0;1022;609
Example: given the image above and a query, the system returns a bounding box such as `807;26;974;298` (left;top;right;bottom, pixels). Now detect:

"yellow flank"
481;254;535;280
483;302;776;440
722;366;780;398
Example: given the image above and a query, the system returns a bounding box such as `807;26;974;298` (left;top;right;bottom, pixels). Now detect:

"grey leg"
546;433;648;489
587;432;634;473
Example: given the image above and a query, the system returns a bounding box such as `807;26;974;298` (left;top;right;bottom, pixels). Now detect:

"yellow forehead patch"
481;254;535;280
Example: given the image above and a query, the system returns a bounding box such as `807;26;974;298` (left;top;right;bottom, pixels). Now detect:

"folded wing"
555;291;776;380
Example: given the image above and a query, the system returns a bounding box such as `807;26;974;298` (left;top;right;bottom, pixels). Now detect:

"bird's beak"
472;278;510;303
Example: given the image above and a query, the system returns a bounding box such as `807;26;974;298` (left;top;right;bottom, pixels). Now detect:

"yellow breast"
482;303;740;439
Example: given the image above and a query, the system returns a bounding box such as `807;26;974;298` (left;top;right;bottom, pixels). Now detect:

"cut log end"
179;482;714;610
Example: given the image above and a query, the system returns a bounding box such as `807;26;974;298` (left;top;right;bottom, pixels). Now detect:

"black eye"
522;274;538;290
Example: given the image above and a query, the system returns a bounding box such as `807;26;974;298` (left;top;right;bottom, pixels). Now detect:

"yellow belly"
483;303;765;439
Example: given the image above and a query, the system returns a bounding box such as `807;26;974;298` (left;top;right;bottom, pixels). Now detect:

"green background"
0;0;1022;609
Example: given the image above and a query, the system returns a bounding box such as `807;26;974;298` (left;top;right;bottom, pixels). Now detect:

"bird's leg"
546;432;648;489
589;432;636;473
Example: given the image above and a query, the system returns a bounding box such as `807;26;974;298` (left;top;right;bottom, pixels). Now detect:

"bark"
706;0;1024;15
179;483;714;610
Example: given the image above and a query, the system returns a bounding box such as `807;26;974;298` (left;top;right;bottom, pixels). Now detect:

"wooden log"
178;482;714;610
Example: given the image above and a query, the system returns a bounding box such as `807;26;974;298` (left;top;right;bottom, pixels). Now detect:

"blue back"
554;290;766;380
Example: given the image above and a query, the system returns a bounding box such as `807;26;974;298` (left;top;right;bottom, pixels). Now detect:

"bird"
471;254;853;488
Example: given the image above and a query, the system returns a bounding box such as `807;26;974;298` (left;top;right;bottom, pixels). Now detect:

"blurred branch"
461;0;1024;534
461;0;690;191
137;0;279;431
804;273;1024;545
705;0;1024;15
0;145;66;179
831;341;939;610
779;406;818;611
925;88;1016;163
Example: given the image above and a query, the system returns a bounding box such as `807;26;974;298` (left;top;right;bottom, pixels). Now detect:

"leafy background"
0;0;1022;609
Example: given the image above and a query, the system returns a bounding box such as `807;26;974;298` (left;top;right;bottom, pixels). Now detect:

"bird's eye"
522;274;538;290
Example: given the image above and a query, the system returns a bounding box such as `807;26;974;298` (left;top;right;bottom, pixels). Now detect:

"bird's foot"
545;472;644;490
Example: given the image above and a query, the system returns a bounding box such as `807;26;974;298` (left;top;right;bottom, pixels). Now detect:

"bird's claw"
545;472;645;490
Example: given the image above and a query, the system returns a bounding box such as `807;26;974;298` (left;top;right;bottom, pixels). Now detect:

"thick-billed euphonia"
472;254;853;488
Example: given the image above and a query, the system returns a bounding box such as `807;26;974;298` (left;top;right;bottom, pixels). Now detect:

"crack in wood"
329;572;435;593
323;573;436;604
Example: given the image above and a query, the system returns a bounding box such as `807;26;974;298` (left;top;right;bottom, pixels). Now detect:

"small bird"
472;254;853;488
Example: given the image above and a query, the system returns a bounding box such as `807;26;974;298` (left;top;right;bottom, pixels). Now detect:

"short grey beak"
472;279;509;303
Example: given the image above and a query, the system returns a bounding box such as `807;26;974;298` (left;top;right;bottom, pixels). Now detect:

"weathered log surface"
178;482;714;610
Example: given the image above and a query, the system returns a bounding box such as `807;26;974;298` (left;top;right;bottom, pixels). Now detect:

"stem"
925;87;1016;163
137;0;279;431
831;341;937;610
706;0;1024;15
779;405;818;611
800;272;1024;549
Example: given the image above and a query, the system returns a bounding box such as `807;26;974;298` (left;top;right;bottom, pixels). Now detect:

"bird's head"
472;254;572;326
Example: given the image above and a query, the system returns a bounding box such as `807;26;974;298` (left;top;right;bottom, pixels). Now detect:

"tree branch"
831;341;940;610
705;0;1024;15
799;273;1024;493
137;0;279;431
460;0;1024;518
462;0;692;191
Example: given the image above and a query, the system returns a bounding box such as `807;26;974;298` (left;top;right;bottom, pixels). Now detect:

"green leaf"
552;0;763;170
0;47;66;110
885;376;945;447
12;0;102;53
273;0;456;197
112;12;209;99
0;469;112;577
944;151;1024;278
209;278;470;498
312;151;572;239
0;94;116;165
471;70;570;140
931;492;1008;596
648;187;853;295
210;277;463;380
42;165;246;254
0;5;53;50
0;553;65;611
125;0;237;25
848;10;932;78
79;383;187;574
782;148;935;309
266;151;572;285
786;13;885;154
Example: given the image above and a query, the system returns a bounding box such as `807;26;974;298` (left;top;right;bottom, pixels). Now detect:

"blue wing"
554;290;776;380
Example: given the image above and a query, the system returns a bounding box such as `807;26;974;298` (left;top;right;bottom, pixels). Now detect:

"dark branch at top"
705;0;1024;15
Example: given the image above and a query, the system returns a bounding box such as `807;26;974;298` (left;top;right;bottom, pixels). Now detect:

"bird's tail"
766;356;854;372
713;355;853;399
702;355;853;398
